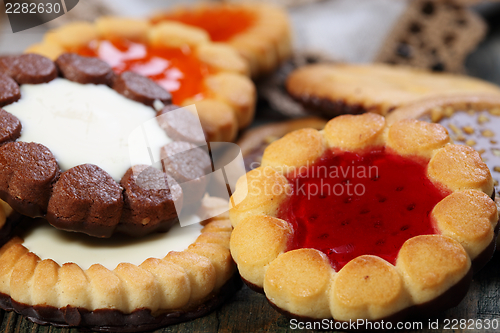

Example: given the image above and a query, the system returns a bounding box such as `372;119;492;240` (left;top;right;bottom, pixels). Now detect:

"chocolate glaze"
289;92;393;119
0;273;242;332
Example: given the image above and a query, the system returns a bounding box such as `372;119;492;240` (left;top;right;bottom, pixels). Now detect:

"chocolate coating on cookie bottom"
47;164;123;238
0;142;59;217
56;53;114;86
0;272;242;332
0;74;20;107
0;109;21;144
118;165;182;237
113;71;172;107
0;54;57;84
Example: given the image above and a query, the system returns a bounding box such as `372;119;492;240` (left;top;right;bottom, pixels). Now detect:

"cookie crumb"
478;115;490;124
462;126;474;135
465;139;476;146
482;129;495;138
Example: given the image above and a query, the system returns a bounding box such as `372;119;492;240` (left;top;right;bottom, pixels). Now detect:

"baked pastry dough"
26;17;256;142
229;113;498;321
286;63;500;118
152;2;292;78
0;197;239;331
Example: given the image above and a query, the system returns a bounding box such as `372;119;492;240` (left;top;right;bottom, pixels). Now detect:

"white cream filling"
22;216;202;270
3;78;171;181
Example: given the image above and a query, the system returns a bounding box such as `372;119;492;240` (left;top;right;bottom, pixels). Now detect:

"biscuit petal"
261;128;326;172
229;166;290;227
264;249;332;318
330;255;409;321
387;119;451;159
230;215;292;288
427;144;493;194
324;113;386;151
432;190;497;260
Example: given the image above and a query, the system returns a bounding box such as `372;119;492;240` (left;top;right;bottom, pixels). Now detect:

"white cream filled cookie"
3;78;171;181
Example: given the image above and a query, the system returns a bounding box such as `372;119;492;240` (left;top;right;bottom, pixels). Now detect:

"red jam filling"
152;7;256;42
77;38;209;104
279;149;448;271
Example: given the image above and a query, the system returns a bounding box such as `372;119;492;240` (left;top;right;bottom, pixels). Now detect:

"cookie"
27;17;256;142
229;113;497;321
0;53;211;238
151;2;292;78
286;63;500;118
0;196;239;332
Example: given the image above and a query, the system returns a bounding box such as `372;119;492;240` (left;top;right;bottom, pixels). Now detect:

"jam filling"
77;38;209;104
152;7;256;42
280;149;448;271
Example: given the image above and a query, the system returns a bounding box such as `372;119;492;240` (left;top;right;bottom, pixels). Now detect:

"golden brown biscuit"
286;64;500;118
0;196;239;331
229;114;497;321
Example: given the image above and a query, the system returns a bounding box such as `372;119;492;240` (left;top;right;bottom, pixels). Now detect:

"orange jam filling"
152;7;256;42
77;38;209;104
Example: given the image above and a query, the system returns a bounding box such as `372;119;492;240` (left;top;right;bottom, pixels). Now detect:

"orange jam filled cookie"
27;18;256;142
152;2;292;77
229;113;497;321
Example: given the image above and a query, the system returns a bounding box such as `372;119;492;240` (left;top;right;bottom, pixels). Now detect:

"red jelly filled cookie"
229;113;497;321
